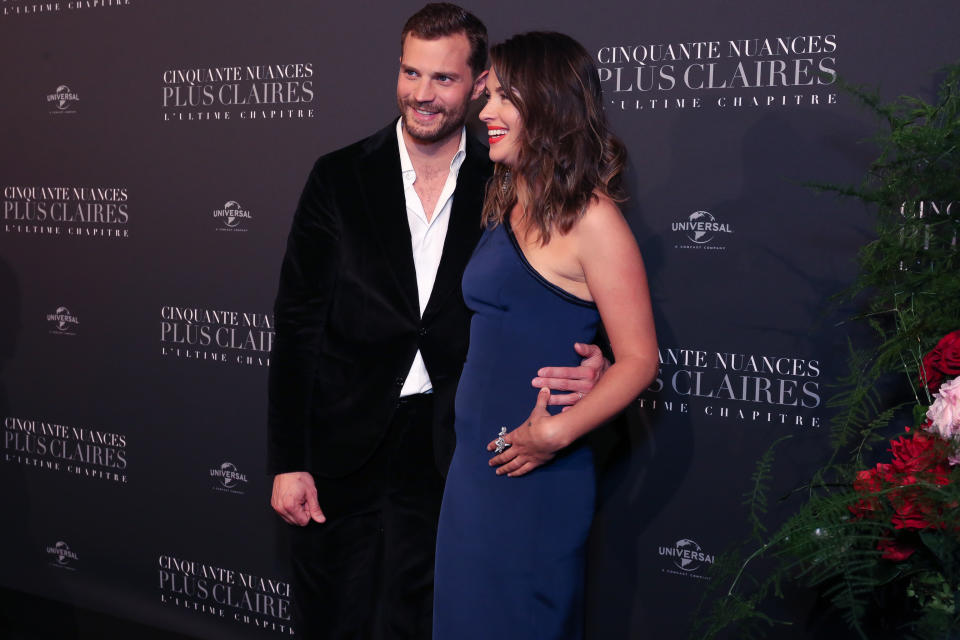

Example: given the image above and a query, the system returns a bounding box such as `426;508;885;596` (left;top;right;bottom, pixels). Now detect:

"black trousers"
289;394;444;640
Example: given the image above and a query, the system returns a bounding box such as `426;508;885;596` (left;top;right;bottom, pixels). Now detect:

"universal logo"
46;541;79;570
658;538;714;580
210;461;249;494
213;201;252;232
47;306;79;335
46;85;79;114
672;210;733;250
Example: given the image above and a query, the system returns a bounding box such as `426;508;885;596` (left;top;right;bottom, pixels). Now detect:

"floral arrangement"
696;333;960;639
694;64;960;640
850;331;960;594
694;334;960;640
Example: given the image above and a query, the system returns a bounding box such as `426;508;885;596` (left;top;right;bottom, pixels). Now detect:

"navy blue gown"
433;218;600;639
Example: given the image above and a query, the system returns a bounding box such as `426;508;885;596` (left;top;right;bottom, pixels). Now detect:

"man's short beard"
398;98;467;144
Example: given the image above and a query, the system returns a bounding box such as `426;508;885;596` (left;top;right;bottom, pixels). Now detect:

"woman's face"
478;67;522;167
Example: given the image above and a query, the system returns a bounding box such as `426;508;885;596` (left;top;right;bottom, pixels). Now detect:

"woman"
433;32;658;638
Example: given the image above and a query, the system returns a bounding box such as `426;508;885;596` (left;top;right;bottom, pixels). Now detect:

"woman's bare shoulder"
574;193;633;244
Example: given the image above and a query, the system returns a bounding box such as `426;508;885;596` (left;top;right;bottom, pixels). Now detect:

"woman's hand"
486;387;562;477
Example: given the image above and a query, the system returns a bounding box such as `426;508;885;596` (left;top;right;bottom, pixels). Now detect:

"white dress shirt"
396;118;467;396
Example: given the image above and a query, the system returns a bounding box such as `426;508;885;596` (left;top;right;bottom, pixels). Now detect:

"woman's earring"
501;169;512;194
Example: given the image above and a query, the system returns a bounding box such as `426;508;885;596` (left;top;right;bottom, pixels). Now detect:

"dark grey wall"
2;1;958;637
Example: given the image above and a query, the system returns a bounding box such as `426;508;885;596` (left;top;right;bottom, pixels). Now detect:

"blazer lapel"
356;125;420;316
423;136;491;319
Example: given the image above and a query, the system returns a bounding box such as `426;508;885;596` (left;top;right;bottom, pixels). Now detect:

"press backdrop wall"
2;1;958;638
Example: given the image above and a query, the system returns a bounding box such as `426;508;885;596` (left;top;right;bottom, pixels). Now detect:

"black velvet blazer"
267;123;492;478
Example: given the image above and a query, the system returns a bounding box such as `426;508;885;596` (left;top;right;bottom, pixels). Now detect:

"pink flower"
926;377;960;464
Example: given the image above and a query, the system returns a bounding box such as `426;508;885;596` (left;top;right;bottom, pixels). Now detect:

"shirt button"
418;328;427;336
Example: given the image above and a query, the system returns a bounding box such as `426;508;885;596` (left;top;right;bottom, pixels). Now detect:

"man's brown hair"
401;3;488;77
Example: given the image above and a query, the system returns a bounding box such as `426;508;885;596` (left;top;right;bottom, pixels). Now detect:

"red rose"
889;486;940;530
888;431;950;479
889;488;950;530
854;467;884;493
877;537;915;561
920;329;960;393
849;430;953;529
850;468;885;518
850;428;955;531
884;430;952;530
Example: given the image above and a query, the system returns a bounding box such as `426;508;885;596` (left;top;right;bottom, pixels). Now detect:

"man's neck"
401;124;462;170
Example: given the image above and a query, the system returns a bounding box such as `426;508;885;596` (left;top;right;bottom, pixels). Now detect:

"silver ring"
494;426;510;454
578;392;583;400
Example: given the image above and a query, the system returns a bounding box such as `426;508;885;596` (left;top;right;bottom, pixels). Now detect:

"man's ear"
471;69;489;100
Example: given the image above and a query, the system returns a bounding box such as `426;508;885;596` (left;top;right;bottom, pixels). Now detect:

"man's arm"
268;158;342;525
532;342;610;408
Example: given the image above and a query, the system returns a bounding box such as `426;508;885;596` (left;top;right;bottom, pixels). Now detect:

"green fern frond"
743;435;793;541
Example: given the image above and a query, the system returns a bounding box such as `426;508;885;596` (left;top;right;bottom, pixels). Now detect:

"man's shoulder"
311;122;396;175
306;123;491;183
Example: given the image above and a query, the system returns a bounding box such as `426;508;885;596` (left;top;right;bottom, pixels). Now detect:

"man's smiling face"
396;32;483;144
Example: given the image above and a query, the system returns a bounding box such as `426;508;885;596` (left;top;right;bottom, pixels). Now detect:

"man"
268;4;605;638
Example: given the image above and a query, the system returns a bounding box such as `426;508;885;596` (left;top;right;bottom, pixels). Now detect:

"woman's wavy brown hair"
481;31;627;243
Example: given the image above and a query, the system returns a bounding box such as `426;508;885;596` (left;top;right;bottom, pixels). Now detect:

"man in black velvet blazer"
267;4;604;638
266;110;490;486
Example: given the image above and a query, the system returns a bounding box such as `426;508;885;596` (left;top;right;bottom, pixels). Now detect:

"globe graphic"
55;85;72;109
687;211;715;243
223;201;241;227
674;538;701;571
54;541;70;564
221;462;238;488
55;306;72;331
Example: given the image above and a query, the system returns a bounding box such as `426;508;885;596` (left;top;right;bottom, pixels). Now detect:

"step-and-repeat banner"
2;1;957;638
